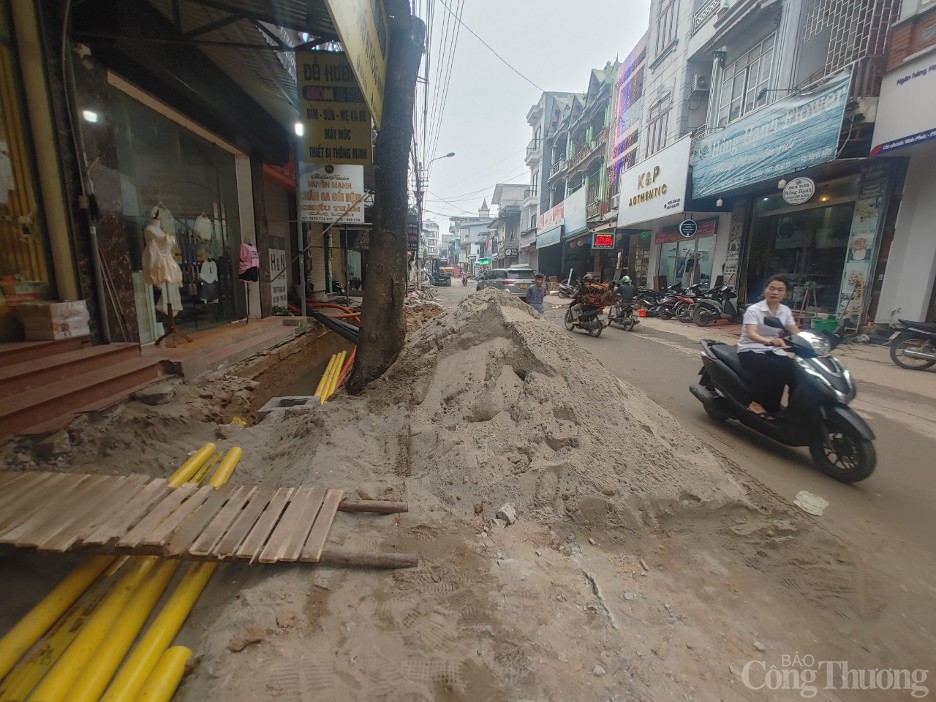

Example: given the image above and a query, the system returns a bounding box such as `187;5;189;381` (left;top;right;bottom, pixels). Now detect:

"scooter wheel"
588;321;603;337
563;309;575;331
808;415;876;483
622;317;636;331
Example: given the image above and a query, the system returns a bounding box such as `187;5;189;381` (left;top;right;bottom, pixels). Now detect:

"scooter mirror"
763;316;784;329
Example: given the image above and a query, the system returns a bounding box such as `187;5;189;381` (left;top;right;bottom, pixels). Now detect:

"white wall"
876;149;936;323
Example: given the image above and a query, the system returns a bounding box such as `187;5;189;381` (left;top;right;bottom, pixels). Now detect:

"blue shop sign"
690;71;851;199
537;226;562;249
679;219;698;238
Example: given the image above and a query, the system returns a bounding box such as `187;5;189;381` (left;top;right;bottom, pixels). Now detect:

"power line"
437;0;545;93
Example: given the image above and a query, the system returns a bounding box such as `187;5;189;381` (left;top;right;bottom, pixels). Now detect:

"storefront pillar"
250;157;271;318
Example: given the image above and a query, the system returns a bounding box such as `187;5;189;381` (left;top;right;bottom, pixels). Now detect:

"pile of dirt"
404;300;445;334
234;289;747;528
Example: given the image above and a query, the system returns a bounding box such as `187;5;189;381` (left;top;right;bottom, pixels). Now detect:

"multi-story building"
618;0;902;330
452;200;494;277
489;184;526;269
421;220;440;261
872;0;936;324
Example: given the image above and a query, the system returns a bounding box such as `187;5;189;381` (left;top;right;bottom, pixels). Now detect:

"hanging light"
294;122;305;136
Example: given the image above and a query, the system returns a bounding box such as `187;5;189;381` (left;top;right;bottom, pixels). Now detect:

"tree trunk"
347;13;425;394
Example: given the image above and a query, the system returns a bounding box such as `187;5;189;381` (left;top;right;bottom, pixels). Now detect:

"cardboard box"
15;300;91;341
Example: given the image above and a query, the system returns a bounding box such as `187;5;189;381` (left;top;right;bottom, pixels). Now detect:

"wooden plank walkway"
0;471;413;567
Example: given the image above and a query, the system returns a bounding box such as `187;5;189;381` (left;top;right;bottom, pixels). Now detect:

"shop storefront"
559;188;588;280
535;226;562;278
109;82;250;343
618;231;652;287
656;218;719;289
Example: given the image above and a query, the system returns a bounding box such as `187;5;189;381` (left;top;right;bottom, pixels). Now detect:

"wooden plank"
300;489;344;563
164;484;237;557
258;487;326;564
16;474;113;548
70;474;151;544
0;471;25;491
234;488;294;562
40;474;145;551
83;478;171;546
0;473;42;515
338;499;408;514
139;485;217;552
210;487;273;559
117;483;198;548
0;473;82;538
318;549;419;569
0;472;67;526
187;486;256;558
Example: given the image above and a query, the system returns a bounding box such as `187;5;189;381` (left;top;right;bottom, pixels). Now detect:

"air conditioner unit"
692;75;711;93
611;193;620;210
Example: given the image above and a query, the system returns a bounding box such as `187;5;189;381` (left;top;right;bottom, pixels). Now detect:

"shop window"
110;88;244;342
716;33;776;127
660;234;716;290
655;0;678;57
647;103;670;157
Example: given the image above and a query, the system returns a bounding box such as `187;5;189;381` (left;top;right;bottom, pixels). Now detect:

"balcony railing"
550;158;567;177
692;0;720;35
526;137;541;160
523;186;538;199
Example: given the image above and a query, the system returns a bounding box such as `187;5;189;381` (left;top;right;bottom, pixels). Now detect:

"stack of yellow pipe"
0;441;242;702
314;351;347;404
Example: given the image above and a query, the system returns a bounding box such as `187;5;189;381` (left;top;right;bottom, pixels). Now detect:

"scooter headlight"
798;330;831;356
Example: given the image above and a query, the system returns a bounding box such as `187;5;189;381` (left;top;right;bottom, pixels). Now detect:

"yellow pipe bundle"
314;353;340;399
0;443;221;701
322;350;347;403
134;647;191;702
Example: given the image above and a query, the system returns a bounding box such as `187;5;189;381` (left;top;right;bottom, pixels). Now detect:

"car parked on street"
476;267;537;296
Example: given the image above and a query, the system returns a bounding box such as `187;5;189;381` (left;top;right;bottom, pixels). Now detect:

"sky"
414;0;653;227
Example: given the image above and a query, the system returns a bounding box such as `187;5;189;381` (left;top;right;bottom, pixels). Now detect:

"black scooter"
889;319;936;370
689;317;876;483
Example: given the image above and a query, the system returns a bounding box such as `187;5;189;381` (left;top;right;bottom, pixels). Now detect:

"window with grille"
716;33;776;127
647;104;670;157
656;0;678;56
801;0;898;75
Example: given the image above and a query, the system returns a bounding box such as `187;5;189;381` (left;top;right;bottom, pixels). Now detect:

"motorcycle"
606;283;639;331
692;285;742;326
462;276;468;287
558;280;577;298
889;320;936;370
564;300;604;337
689;317;876;483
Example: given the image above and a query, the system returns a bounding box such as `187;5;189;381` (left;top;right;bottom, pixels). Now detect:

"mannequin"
143;206;189;344
197;249;219;303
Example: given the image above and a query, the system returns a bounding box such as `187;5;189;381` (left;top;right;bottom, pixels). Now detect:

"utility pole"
414;152;453;289
348;10;425;393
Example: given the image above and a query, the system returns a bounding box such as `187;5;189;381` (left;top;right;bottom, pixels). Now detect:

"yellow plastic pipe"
0;555;112;681
323;351;347;402
314;353;339;398
25;557;159;702
64;560;180;702
168;443;217;487
133;646;191;702
100;449;242;702
99;562;216;702
209;447;243;488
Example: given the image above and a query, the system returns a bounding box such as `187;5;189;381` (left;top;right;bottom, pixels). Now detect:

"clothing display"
239;242;260;282
143;218;184;316
152;203;177;237
199;259;219;303
195;214;213;242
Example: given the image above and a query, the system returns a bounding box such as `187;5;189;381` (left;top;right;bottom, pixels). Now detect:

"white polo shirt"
737;299;796;355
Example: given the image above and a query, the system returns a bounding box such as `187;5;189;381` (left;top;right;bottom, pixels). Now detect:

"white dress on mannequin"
143;218;183;315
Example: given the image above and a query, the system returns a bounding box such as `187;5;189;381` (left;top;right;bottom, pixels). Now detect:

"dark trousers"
738;351;794;413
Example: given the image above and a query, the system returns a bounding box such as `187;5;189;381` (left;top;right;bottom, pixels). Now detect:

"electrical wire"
437;0;544;93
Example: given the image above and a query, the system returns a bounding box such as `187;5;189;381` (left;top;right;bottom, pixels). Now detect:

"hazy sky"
415;0;653;226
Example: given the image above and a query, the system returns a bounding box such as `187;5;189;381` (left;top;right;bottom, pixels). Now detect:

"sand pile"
237;289;746;528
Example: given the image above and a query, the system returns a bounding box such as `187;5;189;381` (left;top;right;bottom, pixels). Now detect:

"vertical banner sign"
298;51;372;165
836;163;892;324
299;163;366;223
406;224;419;252
324;0;389;129
269;249;288;307
722;200;747;288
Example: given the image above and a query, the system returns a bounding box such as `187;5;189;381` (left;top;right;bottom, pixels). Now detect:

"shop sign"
655;217;718;244
537;202;564;231
782;177;816;205
617;137;691;228
563;188;588;236
690;71;851;198
298;50;373;165
406;224;419;252
537;226;562;249
324;0;389;129
269;249;288;308
871;52;936;155
679;219;698;238
299;163;365;224
592;232;615;249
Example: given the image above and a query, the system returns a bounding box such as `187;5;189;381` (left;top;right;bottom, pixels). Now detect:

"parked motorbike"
889;319;936;370
564;301;604;337
675;283;707;322
692;286;741;326
689;317;876;482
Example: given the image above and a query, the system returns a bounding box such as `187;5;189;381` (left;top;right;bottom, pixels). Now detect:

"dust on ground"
1;290;933;701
